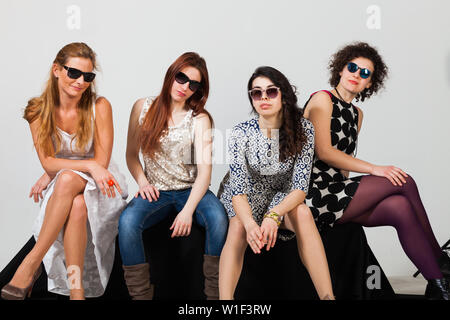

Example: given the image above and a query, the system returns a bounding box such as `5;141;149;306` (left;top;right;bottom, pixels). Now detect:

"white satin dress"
32;114;128;297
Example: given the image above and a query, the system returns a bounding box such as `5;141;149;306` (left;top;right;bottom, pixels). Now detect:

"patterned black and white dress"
304;90;362;231
218;115;315;241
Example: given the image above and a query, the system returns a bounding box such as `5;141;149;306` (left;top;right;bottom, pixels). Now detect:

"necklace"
335;87;352;105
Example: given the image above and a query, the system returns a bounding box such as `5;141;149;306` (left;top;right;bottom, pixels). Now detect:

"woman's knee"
401;175;418;192
118;201;147;237
118;211;140;236
68;194;87;223
204;207;229;235
54;171;83;196
290;204;315;225
225;217;246;243
378;194;418;227
197;193;229;230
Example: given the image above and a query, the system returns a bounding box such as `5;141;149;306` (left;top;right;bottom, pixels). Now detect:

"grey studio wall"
1;0;449;280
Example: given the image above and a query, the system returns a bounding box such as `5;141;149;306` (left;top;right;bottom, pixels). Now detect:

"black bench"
0;215;394;300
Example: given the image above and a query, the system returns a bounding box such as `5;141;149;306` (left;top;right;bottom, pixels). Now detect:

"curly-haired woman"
217;66;335;300
303;42;450;300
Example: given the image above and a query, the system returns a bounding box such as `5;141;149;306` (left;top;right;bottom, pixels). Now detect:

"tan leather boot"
122;263;154;300
203;255;219;300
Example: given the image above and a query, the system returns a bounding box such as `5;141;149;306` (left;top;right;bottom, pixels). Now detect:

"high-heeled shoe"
1;264;43;300
425;278;449;300
438;251;450;279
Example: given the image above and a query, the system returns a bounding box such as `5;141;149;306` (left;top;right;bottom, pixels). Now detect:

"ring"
107;180;114;187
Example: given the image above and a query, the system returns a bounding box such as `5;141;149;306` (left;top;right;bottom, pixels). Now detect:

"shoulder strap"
190;113;196;144
303;90;333;110
139;97;152;126
310;90;332;98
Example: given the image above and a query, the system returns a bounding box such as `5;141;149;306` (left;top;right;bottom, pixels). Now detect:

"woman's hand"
170;210;193;238
370;165;408;186
29;173;52;203
341;169;350;178
88;161;122;198
135;182;159;202
260;217;278;251
244;220;264;254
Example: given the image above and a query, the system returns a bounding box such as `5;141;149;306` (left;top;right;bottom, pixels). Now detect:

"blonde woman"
1;42;127;300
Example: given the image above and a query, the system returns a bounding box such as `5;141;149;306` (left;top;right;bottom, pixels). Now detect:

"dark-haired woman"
118;52;228;300
217;66;335;300
303;41;449;300
1;43;127;300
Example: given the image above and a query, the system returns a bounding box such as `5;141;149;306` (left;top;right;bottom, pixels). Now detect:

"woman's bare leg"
283;204;335;300
8;171;87;289
219;217;248;300
63;194;88;300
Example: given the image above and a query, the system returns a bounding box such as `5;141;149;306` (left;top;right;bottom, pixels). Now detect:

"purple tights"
337;175;443;280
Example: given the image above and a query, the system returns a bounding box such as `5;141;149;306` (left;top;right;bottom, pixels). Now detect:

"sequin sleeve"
228;125;249;197
291;118;315;193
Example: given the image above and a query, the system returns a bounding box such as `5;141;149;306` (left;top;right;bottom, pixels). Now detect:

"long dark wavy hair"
247;66;307;162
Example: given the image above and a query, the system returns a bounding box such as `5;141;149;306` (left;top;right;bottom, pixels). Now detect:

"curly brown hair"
247;66;307;162
328;42;388;102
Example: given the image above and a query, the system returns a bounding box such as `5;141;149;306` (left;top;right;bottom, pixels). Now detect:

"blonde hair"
23;42;97;156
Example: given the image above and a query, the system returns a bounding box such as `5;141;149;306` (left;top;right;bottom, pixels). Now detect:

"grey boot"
203;255;220;300
122;263;154;300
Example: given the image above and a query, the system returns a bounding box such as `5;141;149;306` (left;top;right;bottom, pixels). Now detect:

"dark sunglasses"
63;66;96;82
347;62;371;79
174;72;202;92
248;87;280;101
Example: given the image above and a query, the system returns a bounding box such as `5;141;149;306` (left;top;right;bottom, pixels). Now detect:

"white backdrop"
1;0;449;278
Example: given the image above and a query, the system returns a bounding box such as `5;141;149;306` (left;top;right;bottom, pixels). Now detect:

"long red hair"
139;52;212;157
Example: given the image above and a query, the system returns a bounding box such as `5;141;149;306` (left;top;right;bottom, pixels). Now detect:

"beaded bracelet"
263;211;282;227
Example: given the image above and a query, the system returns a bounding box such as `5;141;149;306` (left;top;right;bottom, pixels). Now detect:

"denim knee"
118;209;141;239
118;201;148;265
196;192;228;255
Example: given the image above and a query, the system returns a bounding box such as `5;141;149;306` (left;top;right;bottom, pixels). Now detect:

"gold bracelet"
264;211;282;227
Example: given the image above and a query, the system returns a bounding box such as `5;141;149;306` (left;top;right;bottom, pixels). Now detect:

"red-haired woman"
304;42;449;299
1;43;127;300
118;52;228;300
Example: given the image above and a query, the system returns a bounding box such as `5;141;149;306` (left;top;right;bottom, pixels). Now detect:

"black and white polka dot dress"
304;90;362;231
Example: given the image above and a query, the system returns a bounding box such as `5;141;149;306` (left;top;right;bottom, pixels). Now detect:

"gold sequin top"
139;97;197;191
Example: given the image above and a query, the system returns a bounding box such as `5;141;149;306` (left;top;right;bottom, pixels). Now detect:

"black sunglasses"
347;62;371;79
63;66;96;82
174;72;202;92
248;87;280;101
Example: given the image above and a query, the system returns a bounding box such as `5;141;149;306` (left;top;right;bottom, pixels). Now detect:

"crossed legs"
8;171;88;299
338;175;443;280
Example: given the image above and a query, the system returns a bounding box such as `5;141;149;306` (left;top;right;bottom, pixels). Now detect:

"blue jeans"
118;188;228;266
